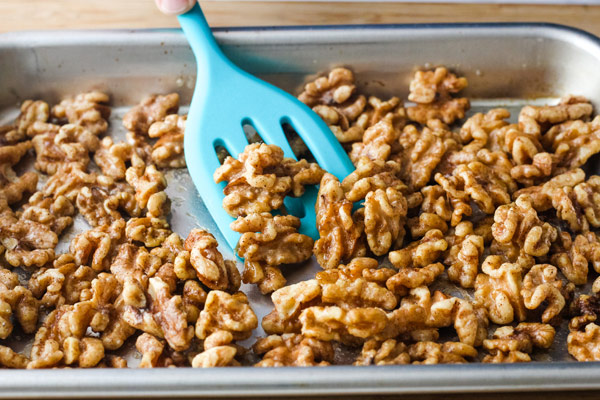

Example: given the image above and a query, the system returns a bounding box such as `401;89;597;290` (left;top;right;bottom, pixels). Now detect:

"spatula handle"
178;3;231;80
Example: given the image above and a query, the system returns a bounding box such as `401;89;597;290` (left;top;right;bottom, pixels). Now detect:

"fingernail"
157;0;195;15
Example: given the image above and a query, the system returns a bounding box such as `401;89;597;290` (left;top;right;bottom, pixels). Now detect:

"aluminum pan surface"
1;23;600;397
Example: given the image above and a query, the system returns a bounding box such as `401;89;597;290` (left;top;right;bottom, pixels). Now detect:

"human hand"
155;0;196;15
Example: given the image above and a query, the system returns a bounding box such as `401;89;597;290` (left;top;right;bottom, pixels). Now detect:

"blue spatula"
178;4;354;250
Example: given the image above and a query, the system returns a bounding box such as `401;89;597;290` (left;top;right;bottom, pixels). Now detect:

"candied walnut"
298;67;356;107
192;338;239;368
0;140;38;206
125;155;169;215
148;114;186;168
420;185;454;223
568;322;600;362
271;279;321;322
521;264;566;323
514;168;585;211
312;98;367;143
552;232;600;285
70;219;125;272
445;222;485;289
483;323;555;363
0;209;57;267
313;173;364;270
43;162;96;202
300;305;388;343
0;345;29;369
254;333;334;367
354;339;409;366
93;136;149;180
519;95;593;137
406;67;469;125
20;191;74;235
182;280;207;323
123;93;179;135
147;276;194;351
362;188;407;256
52;91;111;135
126;217;170;248
76;178;142;227
341;158;406;202
136;333;164;368
407;212;448;238
232;213;313;293
109;244;161;300
550;118;600;171
196;291;257;341
389;229;448;269
385;263;444;296
29;254;96;307
349;119;400;164
492;195;557;257
394;123;455;191
3;100;50;142
184;228;240;292
214;143;323;217
574;175;600;228
475;256;526;324
31;123;99;175
409;341;477;364
0;267;39;338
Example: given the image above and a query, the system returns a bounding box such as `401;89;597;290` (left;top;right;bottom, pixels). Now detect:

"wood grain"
0;1;599;38
1;1;599;399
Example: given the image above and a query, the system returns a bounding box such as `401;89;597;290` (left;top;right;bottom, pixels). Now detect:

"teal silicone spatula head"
178;4;354;250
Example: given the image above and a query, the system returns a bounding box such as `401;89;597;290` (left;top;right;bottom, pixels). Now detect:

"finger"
154;0;196;15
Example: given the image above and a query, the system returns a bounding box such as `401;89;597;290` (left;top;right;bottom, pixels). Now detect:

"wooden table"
1;1;598;399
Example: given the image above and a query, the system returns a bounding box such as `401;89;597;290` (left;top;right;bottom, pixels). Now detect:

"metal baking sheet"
1;23;600;398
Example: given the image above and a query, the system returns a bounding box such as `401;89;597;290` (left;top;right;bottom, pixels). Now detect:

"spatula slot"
242;118;264;144
280;119;318;164
213;139;232;165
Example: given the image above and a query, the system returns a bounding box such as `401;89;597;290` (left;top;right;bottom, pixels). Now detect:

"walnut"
492;195;557;258
400;123;458;191
184;228;240;292
148;114;186;168
254;334;334;367
136;333;165;368
93;136;148;180
299;305;388;344
0;142;38;206
388;229;448;269
420;185;470;227
70;219;125;272
182;280;207;323
341;158;406;202
552;232;600;285
349;119;400;164
298;67;357;107
76;178;142;227
126;217;170;248
123;93;179;135
385;263;444;297
475;256;526;324
31;123;99;175
43;162;96;202
519;95;593;137
363;187;407;256
271;279;321;322
568;323;600;362
445;222;485;289
20;191;74;235
408;341;477;364
28;254;96;307
0;267;39;338
406;67;469;125
52;91;111;135
125;156;169;216
0;345;29;368
520;264;566;323
214;143;322;217
232;213;313;293
313;173;364;270
192;334;239;368
196;291;258;341
0;100;49;143
514;168;585;211
354;339;409;366
483;323;555;363
407;212;448;238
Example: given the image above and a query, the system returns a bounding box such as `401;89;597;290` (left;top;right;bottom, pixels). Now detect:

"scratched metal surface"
1;23;600;398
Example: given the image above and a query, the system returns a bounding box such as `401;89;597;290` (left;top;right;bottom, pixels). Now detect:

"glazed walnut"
492;195;557;258
445;222;485;289
354;339;409;366
313;173;365;269
125;155;169;218
232;213;313;293
362;187;407;256
52;91;111;135
70;219;125;272
568;323;600;362
520;264;567;323
474;256;526;324
0;267;39;339
408;341;477;364
552;232;600;285
2;100;50;142
184;228;240;292
0;141;38;205
148;114;186;168
254;334;334;367
341;157;406;202
196;291;258;341
123;93;179;135
388;229;448;269
406;67;470;125
349;119;401;164
483;323;555;363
